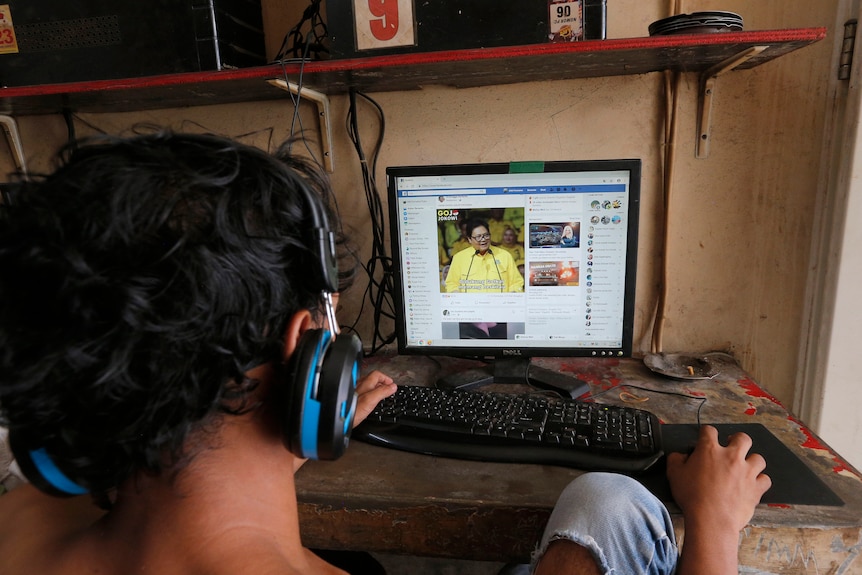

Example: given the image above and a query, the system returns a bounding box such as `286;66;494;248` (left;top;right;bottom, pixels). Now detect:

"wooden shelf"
0;28;826;115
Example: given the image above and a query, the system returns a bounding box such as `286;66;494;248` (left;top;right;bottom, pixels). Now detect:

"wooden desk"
295;355;862;574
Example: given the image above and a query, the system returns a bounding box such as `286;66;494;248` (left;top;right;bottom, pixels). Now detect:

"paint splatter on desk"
295;354;862;574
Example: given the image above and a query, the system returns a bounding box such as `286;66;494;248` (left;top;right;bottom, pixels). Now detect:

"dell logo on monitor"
502;349;522;356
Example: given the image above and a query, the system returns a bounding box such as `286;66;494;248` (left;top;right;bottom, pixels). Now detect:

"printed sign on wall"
352;0;416;51
0;5;19;54
548;0;583;42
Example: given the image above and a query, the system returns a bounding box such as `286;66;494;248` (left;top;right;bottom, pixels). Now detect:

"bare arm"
667;425;772;575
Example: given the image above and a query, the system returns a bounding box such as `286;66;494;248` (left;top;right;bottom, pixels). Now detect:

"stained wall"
0;0;840;413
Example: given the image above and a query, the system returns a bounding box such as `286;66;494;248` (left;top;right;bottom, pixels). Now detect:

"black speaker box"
0;0;266;88
325;0;606;60
326;0;549;59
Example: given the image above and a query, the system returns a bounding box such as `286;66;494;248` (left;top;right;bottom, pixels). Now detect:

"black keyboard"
353;385;664;472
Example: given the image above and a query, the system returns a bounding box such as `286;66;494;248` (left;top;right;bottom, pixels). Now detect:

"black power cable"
273;0;329;62
345;89;396;355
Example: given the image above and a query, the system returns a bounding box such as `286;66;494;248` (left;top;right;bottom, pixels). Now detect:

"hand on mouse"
667;425;771;575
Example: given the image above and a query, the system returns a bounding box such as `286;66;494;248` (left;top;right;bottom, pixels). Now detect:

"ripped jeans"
531;472;679;575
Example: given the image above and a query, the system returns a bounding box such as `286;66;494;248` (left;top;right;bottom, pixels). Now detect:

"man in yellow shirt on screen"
445;220;524;293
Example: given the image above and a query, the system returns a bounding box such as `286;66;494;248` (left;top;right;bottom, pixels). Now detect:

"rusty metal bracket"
267;79;334;172
696;46;768;159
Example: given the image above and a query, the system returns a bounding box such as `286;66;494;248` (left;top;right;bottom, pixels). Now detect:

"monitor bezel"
386;159;642;360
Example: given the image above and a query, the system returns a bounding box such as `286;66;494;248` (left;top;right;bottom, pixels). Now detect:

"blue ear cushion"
8;432;88;497
283;329;362;460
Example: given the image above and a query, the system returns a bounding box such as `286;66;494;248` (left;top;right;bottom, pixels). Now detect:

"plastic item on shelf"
648;11;743;36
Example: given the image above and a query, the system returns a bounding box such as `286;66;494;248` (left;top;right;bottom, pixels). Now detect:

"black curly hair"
464;219;490;240
0;130;350;495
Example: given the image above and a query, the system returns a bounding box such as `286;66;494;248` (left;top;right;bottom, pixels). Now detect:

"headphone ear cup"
8;432;89;497
283;329;362;460
315;333;362;460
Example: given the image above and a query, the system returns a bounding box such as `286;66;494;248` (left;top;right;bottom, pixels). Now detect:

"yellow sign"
0;5;19;55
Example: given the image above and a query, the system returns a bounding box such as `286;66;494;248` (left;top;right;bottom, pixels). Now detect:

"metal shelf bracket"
267;79;334;172
696;46;768;159
0;115;28;175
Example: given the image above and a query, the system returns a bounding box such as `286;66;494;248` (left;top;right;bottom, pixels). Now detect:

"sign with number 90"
353;0;416;51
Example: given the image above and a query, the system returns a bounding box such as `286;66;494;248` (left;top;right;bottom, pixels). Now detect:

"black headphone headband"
282;179;360;462
297;182;339;294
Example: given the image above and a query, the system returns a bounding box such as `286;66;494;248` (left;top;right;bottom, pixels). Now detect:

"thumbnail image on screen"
438;207;525;294
529;222;580;249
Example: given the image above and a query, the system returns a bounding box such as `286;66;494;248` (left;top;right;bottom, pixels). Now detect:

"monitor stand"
491;357;533;383
436;358;590;399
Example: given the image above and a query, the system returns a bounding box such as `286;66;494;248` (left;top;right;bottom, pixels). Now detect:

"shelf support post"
696;46;768;159
267;79;334;172
0;115;28;176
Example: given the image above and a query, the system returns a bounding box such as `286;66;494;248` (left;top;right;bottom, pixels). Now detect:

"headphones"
8;435;90;497
279;176;363;462
282;326;361;461
8;172;362;496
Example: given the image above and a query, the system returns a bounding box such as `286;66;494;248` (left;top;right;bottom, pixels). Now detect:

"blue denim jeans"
530;472;679;575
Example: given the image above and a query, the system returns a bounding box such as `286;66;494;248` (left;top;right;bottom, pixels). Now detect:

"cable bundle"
346;90;396;355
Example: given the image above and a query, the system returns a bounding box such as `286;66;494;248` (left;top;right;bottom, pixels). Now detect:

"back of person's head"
0;130;348;497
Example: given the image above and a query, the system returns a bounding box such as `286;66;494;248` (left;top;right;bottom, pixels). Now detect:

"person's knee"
548;473;669;541
557;472;646;513
566;471;641;494
534;540;601;575
540;473;677;575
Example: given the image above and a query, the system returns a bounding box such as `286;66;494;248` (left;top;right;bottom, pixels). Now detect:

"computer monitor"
387;159;641;384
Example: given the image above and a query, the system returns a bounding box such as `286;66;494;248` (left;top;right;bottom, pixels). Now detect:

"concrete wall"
0;1;840;420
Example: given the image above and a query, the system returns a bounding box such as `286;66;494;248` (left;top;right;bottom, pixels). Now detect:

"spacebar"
352;424;665;472
394;416;475;433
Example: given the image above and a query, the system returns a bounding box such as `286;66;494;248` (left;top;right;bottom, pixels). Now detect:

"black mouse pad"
638;423;843;507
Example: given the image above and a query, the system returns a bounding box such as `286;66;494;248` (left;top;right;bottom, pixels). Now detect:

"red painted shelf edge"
0;27;827;100
307;27;827;71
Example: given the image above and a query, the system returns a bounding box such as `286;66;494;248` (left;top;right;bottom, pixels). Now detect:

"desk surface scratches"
296;354;862;573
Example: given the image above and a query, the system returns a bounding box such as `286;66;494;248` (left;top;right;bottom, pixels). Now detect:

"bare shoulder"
0;483;104;527
194;537;350;575
0;485;105;574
